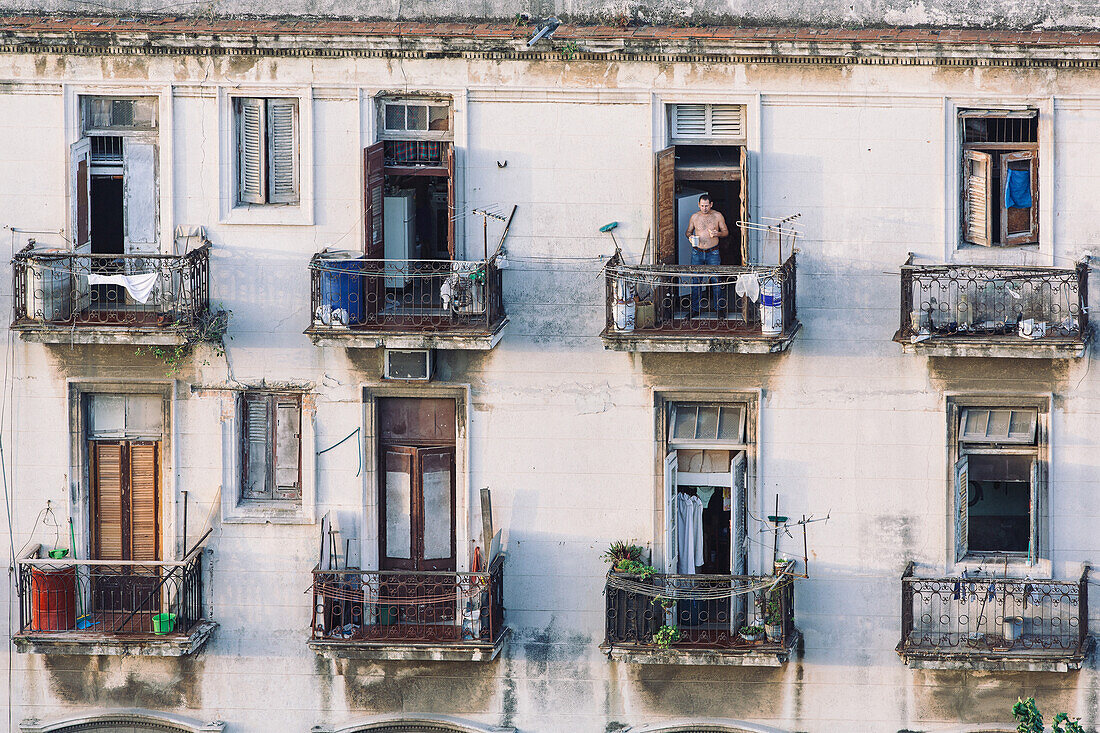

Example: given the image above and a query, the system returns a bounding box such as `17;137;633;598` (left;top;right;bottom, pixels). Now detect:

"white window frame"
218;87;313;226
947;395;1050;575
221;387;317;524
945;98;1054;262
375;95;454;142
667;102;747;145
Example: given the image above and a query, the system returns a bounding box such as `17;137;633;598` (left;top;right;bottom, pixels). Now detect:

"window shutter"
1001;150;1038;246
70;139;92;252
128;441;159;563
91;441;125;561
663;450;678;575
954;455;969;562
382;447;416;569
123;141;158;250
237;98;265;204
1028;459;1040;565
363;141;386;258
274;399;302;500
739;145;751;265
446;143;456;260
731;452;746;575
672;104;706;138
710;105;744;139
266;99;299;204
655;146;677;264
963;150;992;246
242;395;271;499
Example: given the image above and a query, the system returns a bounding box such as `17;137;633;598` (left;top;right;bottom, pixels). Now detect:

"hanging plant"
136;308;230;376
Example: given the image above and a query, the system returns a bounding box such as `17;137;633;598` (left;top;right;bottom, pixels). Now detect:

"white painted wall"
2;51;1100;733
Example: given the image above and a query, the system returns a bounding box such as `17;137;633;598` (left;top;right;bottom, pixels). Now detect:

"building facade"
2;5;1100;732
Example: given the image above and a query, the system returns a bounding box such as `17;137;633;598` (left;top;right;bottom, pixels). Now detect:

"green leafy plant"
136;308;230;376
653;595;676;610
1012;697;1084;733
615;560;656;580
740;624;764;635
602;541;643;566
560;41;580;60
652;625;681;649
765;595;783;625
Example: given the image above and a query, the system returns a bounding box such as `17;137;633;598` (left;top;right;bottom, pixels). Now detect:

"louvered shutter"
954;455;969;562
267;99;299;204
1001;150;1038;246
710;105;744;139
92;441;125;561
446;143;456;259
128;441;159;562
70;139;92;253
237;98;266;204
242;394;271;499
663;450;678;574
1028;459;1040;565
672;104;706;138
963;150;992;246
274;399;302;500
731;452;747;575
655;147;677;264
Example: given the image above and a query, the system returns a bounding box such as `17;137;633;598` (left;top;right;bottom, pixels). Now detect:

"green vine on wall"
136;308;230;376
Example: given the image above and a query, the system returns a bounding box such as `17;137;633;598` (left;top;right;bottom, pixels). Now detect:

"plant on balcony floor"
1012;697;1084;733
136;308;230;376
764;594;783;642
652;624;681;649
739;624;764;642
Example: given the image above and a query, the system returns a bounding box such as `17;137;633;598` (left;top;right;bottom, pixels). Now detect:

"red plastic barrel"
30;566;76;631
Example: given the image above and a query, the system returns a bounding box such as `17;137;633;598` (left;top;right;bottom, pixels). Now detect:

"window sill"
951;242;1044;263
953;557;1051;579
220;201;312;226
223;501;315;525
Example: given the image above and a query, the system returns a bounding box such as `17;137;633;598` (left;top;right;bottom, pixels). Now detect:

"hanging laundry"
735;273;760;303
675;492;704;574
86;272;159;304
696;486;716;508
1004;168;1032;209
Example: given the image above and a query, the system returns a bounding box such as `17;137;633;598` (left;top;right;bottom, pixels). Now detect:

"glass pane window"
670;403;745;444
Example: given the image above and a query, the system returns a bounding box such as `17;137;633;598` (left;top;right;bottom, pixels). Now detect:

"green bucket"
152;612;177;635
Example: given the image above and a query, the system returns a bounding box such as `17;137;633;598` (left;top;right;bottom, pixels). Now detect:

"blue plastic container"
318;253;366;326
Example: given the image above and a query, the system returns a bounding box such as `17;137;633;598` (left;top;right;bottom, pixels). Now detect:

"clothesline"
605;571;788;601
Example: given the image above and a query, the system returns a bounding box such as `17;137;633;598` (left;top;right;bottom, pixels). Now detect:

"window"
240;392;302;501
960;109;1038;247
952;403;1044;564
656;104;750;267
81;96;158;133
379;100;451;139
234;97;299;205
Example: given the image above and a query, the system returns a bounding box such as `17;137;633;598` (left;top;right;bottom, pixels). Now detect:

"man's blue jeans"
689;247;721;315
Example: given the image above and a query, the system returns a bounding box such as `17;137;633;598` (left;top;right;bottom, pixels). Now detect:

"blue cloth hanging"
1005;168;1032;209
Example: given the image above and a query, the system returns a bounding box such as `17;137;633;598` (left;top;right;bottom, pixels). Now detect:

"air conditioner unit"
384;349;433;381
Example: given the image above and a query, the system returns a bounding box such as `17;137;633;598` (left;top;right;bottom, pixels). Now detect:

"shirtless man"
684;194;729;315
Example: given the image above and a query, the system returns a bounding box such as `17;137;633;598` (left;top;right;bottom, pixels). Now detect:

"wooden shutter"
242;394;271;499
91;441;125;561
663;450;678;574
655;147;677;264
237;98;266;204
70;139;92;253
963;150;992;246
731;452;747;575
1001;150;1038;246
1028;459;1040;565
363;141;385;257
128;441;159;562
446;143;456;260
739;145;751;266
123;140;158;250
954;455;969;563
267;99;299;204
273;398;302;500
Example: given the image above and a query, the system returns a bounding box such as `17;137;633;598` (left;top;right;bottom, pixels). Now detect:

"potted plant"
740;624;764;643
603;541;659;644
764;595;784;643
773;558;795;576
653;624;682;649
602;541;645;572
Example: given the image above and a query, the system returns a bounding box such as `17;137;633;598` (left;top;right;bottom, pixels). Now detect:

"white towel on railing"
86;272;159;304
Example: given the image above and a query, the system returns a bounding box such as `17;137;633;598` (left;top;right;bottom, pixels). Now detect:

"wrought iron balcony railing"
898;260;1089;345
603;253;797;339
12;244;211;331
15;543;207;639
604;572;795;652
307;256;505;335
310;556;505;647
898;563;1090;663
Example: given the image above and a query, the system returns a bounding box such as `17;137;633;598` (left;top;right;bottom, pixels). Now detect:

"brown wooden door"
90;440;160;632
380;445;456;572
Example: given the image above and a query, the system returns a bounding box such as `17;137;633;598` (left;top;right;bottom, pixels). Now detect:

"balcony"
600;253;800;353
307;556;507;662
305;255;508;350
11;244;212;346
600;572;799;666
13;543;215;656
895;259;1089;359
897;563;1092;672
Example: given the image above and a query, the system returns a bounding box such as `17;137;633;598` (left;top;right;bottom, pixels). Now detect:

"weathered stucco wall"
2;45;1100;733
0;0;1099;28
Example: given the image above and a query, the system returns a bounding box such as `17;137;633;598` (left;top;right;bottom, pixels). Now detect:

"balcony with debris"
897;563;1092;672
895;257;1089;358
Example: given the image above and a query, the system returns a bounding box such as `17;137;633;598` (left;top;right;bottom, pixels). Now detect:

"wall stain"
43;654;203;709
338;658;497;714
